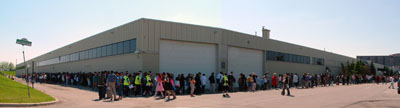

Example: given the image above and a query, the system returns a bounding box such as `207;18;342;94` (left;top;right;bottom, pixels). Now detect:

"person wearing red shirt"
272;73;277;89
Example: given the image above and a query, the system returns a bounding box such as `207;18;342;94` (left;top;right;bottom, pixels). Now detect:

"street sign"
16;38;32;98
16;38;32;46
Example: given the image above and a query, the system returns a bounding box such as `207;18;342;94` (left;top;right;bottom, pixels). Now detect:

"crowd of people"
21;71;400;101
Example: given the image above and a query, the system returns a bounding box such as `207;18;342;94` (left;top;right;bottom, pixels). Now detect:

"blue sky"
1;0;399;64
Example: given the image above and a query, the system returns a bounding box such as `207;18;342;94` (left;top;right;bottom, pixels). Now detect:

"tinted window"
84;50;89;59
112;43;118;55
91;49;96;58
79;51;83;60
117;42;123;54
106;45;112;56
123;40;130;54
130;39;136;52
96;47;101;58
88;49;93;59
101;46;107;57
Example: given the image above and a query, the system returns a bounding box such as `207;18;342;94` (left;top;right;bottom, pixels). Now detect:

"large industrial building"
17;18;386;78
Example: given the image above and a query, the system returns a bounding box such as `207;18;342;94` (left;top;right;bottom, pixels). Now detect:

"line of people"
21;71;400;101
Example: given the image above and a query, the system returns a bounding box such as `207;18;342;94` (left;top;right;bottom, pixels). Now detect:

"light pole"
16;38;32;98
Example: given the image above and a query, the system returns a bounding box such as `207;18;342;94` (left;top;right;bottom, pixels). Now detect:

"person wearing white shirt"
200;74;207;93
388;76;395;89
293;74;299;88
216;72;223;92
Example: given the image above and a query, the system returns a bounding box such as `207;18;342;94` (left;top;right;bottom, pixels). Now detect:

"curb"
0;78;60;107
0;98;59;107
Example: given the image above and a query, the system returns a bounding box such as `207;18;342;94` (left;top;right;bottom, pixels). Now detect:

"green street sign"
16;38;32;46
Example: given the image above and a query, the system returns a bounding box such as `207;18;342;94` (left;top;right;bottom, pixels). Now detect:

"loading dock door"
228;47;263;76
160;40;217;75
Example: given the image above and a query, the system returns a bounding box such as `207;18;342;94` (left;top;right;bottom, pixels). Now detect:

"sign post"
16;38;32;98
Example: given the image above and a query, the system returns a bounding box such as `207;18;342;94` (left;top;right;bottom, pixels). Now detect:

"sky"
1;0;399;65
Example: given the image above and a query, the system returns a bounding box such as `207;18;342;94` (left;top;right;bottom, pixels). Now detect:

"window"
266;50;310;64
91;49;96;59
312;57;324;65
79;51;84;60
284;53;289;62
276;52;284;61
67;54;71;62
84;50;89;59
112;43;118;55
267;51;276;61
101;46;107;57
106;45;112;56
96;47;101;58
37;38;137;67
305;57;310;64
123;40;130;54
117;42;123;54
74;53;79;61
88;49;93;59
130;39;136;53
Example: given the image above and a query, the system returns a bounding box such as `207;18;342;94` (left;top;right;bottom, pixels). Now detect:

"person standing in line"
228;72;236;92
190;76;196;97
143;72;153;96
200;74;207;93
247;74;254;92
209;73;215;93
123;72;130;97
65;73;69;86
195;72;202;95
185;74;191;94
116;72;124;100
179;74;185;94
87;73;91;89
278;74;283;88
106;72;117;101
263;74;268;90
281;74;291;96
154;73;165;98
134;72;142;96
237;74;244;91
93;72;98;91
252;74;257;91
97;72;106;100
293;73;299;88
222;73;230;98
175;76;181;94
216;72;223;92
271;73;277;89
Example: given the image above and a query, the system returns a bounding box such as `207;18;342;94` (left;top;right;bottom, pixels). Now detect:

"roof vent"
262;26;270;39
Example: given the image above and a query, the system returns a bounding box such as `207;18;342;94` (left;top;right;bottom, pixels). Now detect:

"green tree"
8;62;15;71
354;60;362;74
370;62;376;75
346;61;351;75
340;63;346;75
0;61;15;71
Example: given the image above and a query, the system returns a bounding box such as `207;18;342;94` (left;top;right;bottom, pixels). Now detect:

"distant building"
357;53;400;69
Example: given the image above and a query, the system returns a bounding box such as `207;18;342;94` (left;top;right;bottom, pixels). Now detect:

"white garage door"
160;40;217;75
228;47;263;76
